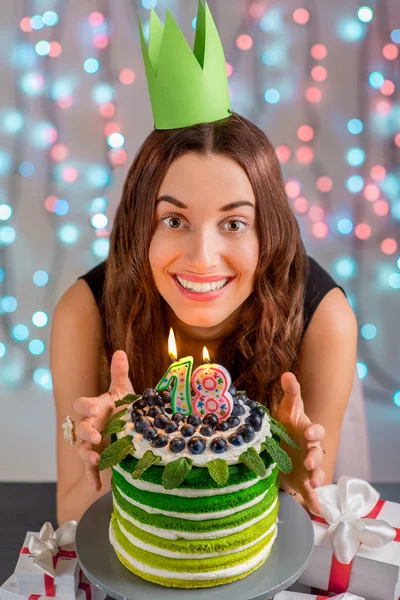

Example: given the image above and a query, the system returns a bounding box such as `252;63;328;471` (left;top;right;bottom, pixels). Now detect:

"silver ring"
289;491;297;496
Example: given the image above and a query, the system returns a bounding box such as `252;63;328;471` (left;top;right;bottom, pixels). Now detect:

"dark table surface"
1;482;399;592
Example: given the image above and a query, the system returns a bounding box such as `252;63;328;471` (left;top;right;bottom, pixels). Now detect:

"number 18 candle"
191;347;233;421
156;328;193;415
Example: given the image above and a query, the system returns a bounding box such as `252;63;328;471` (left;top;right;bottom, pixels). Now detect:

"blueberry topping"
158;388;172;404
199;425;214;437
215;420;230;432
142;426;157;441
181;424;195;437
210;437;228;454
133;399;148;409
187;436;206;454
250;405;265;418
131;408;145;420
148;406;164;418
236;423;255;443
227;416;240;427
236;392;248;404
142;388;158;401
148;394;164;408
245;400;258;410
153;434;168;448
231;403;245;417
187;414;201;427
245;414;262;432
203;414;218;427
164;406;172;414
228;384;237;397
172;413;185;424
154;414;171;429
164;420;179;434
134;416;152;433
170;437;186;453
228;433;244;446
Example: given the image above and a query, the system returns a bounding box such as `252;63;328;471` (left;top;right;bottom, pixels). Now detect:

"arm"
50;279;111;525
296;287;358;485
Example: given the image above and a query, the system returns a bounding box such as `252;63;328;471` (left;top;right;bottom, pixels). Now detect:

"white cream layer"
117;517;276;559
113;494;278;540
112;462;276;497
115;480;270;520
109;520;278;580
117;403;272;467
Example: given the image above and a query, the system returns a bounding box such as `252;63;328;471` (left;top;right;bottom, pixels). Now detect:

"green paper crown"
138;0;231;130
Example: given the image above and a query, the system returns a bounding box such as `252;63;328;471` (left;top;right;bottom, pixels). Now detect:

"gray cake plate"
75;490;314;600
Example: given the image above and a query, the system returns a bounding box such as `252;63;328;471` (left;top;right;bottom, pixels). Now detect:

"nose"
185;227;219;273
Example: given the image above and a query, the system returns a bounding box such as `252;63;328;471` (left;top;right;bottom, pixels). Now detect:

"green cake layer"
112;476;279;533
114;548;269;588
112;464;278;514
118;445;277;490
113;494;279;554
111;512;277;572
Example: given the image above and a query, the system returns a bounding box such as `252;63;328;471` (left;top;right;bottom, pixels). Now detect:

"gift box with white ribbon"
14;522;80;598
0;572;106;600
274;593;365;599
297;476;400;600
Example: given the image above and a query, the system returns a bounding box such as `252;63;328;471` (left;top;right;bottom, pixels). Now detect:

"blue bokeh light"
107;133;124;149
35;41;51;56
0;268;4;282
394;390;400;407
33;368;53;390
357;7;373;23
0;150;11;176
58;224;79;244
0;226;16;245
32;311;48;328
142;0;157;7
1;296;18;313
92;238;110;258
54;199;69;216
264;89;280;104
84;58;100;74
12;324;29;341
90;213;108;229
33;270;49;286
0;204;12;220
20;72;44;96
2;110;24;134
0;342;5;358
369;72;384;89
262;51;278;66
337;218;354;234
361;323;377;340
19;161;35;177
87;166;110;187
335;257;357;278
337;18;365;42
30;15;44;30
347;118;363;134
346;175;364;193
356;362;368;379
389;273;400;289
346;147;366;166
91;83;114;104
43;11;59;26
391;30;400;43
90;197;107;213
29;339;45;355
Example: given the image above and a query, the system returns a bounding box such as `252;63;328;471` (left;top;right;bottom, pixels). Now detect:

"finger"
75;418;102;445
280;372;301;398
310;466;325;489
304;445;324;470
78;440;100;466
73;396;99;418
305;423;326;442
84;461;101;491
109;350;134;397
301;479;323;516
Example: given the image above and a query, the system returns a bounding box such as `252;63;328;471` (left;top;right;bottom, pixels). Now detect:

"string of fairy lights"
0;0;399;407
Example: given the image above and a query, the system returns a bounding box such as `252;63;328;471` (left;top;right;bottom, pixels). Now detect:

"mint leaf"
115;393;141;407
132;450;161;479
99;436;135;471
270;422;300;449
108;407;128;424
239;447;266;477
263;436;292;474
207;459;229;486
162;457;193;490
101;419;126;439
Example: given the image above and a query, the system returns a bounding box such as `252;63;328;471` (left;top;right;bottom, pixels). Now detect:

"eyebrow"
155;194;255;212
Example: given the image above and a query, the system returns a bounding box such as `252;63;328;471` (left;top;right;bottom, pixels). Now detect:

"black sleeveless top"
78;257;345;334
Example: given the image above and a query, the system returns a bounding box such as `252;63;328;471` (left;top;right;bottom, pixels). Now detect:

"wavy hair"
102;112;309;415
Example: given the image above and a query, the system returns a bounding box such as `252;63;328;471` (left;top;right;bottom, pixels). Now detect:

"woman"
51;112;358;526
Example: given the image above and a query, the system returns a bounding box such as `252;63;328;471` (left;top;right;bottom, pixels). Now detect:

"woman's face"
149;152;259;335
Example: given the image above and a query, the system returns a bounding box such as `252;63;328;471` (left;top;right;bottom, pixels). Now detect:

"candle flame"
168;328;177;362
203;346;211;363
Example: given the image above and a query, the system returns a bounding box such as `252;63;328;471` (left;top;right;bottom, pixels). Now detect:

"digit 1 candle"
156;328;193;415
191;347;233;421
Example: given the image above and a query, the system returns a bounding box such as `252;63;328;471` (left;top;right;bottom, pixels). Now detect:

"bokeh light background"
0;0;399;480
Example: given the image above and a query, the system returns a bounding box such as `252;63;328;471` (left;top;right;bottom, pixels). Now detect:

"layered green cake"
99;387;295;588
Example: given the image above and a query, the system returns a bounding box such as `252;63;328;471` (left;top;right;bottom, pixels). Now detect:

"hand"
73;350;134;492
273;372;326;516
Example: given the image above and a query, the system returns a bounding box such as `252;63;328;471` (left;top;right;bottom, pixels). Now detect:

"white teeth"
176;276;229;293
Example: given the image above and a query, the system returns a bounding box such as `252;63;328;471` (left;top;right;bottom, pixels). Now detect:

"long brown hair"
102;112;309;415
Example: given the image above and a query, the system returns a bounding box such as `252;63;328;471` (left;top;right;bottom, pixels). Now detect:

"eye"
159;213;189;230
221;218;249;233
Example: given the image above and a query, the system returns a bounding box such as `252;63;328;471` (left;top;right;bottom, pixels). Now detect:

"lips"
171;273;235;302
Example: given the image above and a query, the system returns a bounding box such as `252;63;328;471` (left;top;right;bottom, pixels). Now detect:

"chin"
175;309;231;329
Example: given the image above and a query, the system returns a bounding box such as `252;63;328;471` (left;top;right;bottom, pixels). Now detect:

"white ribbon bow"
314;475;396;564
27;521;77;578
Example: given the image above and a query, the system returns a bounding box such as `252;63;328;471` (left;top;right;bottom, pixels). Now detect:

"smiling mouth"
172;274;234;294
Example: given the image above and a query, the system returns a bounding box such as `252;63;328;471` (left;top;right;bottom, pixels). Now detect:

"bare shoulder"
51;279;106;497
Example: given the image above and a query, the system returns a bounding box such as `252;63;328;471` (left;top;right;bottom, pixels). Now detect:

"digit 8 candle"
191;347;233;420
